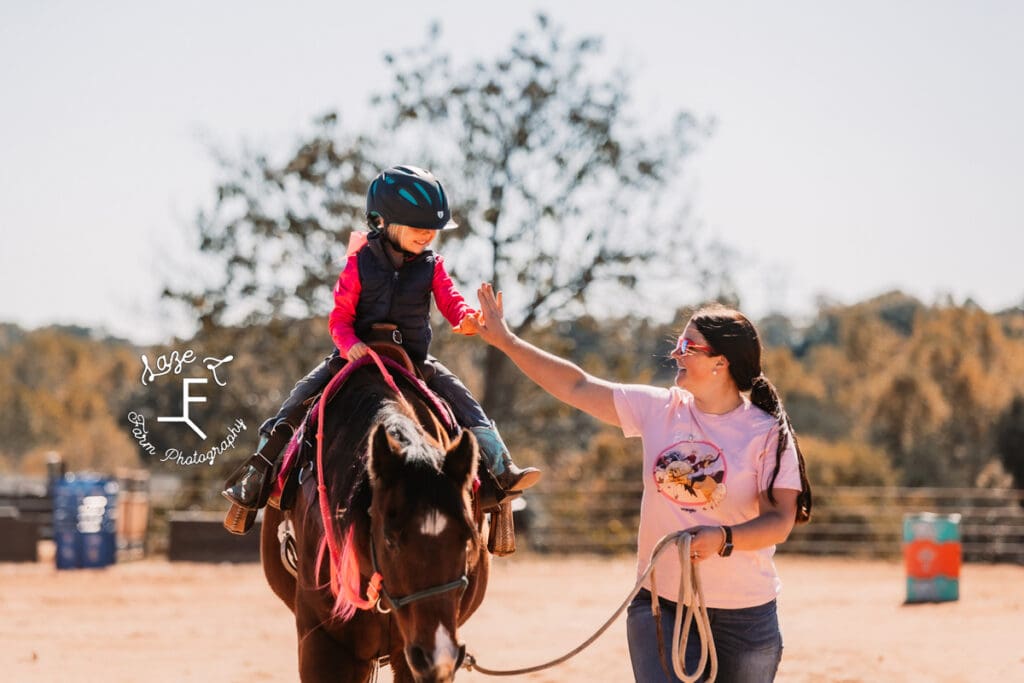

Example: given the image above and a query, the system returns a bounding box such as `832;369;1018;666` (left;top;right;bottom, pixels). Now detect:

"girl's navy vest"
354;233;435;361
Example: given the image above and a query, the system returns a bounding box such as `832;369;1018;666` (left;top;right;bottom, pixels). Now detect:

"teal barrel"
903;512;961;603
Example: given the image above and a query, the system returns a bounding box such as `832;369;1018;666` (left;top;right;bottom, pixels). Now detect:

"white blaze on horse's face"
432;623;458;673
419;509;449;537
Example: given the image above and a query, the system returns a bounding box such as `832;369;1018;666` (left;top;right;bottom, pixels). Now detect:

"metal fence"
782;486;1024;562
5;473;1023;564
520;484;1024;563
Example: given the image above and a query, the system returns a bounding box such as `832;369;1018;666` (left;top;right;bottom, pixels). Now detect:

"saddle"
364;323;419;377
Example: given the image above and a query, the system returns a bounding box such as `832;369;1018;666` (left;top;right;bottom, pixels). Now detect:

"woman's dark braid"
750;376;812;524
693;304;812;524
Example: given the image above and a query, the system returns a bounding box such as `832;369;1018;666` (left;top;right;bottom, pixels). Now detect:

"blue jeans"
422;357;489;428
626;589;782;683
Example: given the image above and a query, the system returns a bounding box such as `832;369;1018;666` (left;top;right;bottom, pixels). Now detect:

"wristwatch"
718;526;734;557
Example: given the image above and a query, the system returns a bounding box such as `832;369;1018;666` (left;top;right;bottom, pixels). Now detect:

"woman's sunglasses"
671;337;714;357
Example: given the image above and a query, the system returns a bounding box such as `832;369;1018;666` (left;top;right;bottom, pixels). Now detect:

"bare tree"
372;15;711;410
164;115;378;332
164;15;714;417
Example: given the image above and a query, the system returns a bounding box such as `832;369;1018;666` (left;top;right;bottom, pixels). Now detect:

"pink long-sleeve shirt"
328;235;475;357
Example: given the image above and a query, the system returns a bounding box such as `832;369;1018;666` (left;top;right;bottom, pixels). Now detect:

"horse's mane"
300;365;470;621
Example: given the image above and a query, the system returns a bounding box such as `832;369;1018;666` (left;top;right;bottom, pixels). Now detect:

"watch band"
718;525;734;557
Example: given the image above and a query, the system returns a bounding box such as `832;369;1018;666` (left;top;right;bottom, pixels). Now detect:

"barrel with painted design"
903;512;961;603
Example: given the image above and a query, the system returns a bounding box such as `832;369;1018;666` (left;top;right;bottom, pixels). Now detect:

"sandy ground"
1;551;1022;682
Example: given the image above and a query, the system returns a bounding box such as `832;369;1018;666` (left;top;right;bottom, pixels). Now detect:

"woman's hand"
682;525;727;563
469;282;621;426
473;283;515;350
347;342;370;361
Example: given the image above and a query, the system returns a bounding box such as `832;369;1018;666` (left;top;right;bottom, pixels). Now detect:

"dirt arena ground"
2;551;1022;682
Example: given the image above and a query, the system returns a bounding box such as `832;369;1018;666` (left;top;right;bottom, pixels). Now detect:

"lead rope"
672;534;717;682
463;531;717;681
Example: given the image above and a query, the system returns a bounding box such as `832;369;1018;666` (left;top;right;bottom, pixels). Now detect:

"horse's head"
368;412;480;683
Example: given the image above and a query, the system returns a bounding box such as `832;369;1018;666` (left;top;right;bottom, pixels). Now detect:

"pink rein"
314;349;455;612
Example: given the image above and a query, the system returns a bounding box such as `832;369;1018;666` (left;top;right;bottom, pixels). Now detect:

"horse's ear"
369;424;403;483
443;430;478;486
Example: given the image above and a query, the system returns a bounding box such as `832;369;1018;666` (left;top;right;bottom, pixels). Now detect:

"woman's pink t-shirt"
613;384;802;609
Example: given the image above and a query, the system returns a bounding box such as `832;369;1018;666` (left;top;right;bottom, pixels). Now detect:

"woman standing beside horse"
466;284;811;682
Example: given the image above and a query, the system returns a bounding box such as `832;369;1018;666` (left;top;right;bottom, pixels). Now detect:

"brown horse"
261;362;490;683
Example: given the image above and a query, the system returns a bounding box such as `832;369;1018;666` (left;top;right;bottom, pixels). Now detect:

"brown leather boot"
221;424;294;534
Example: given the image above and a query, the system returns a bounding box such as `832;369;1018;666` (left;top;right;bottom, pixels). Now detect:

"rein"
462;531;717;681
314;349;461;612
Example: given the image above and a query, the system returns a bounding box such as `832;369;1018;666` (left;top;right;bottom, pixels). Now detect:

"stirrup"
223;502;257;535
477;484;521;514
488;499;516;556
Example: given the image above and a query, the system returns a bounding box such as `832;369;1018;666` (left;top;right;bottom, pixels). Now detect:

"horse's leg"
296;617;373;683
388;650;417;683
261;505;296;609
460;547;490;624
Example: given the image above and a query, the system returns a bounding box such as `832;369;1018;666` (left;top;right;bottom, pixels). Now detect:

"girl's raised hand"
453;315;480;336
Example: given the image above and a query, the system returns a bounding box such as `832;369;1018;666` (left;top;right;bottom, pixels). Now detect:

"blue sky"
2;1;1022;344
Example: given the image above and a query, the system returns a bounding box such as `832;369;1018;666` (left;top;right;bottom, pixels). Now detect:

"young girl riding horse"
222;165;540;534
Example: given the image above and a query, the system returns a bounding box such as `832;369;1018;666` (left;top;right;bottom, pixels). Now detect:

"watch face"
719;527;733;556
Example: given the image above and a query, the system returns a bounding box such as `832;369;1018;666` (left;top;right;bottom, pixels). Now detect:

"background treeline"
3;290;1024;507
5;17;1024;506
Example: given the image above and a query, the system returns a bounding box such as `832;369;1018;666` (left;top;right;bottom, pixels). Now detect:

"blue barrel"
53;475;119;569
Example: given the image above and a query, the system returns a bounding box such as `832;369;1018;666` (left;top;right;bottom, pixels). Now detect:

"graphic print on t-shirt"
652;439;727;508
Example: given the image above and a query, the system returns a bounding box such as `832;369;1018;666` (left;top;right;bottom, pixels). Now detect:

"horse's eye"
384;531;399;551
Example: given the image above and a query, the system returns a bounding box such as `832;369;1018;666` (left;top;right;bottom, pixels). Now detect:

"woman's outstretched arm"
468;283;621;427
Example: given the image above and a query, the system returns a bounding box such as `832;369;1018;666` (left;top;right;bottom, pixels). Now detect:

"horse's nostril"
406;644;432;674
455;643;467;670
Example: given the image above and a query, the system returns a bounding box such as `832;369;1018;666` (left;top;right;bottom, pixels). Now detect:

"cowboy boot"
221;423;295;534
470;422;542;493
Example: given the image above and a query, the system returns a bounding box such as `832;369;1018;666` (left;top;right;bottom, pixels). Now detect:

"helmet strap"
367;213;385;234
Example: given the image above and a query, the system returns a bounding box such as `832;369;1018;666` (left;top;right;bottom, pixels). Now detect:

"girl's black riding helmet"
365;165;458;232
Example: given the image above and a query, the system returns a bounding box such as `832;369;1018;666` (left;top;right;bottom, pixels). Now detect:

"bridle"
368;531;469;614
363;500;473;673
